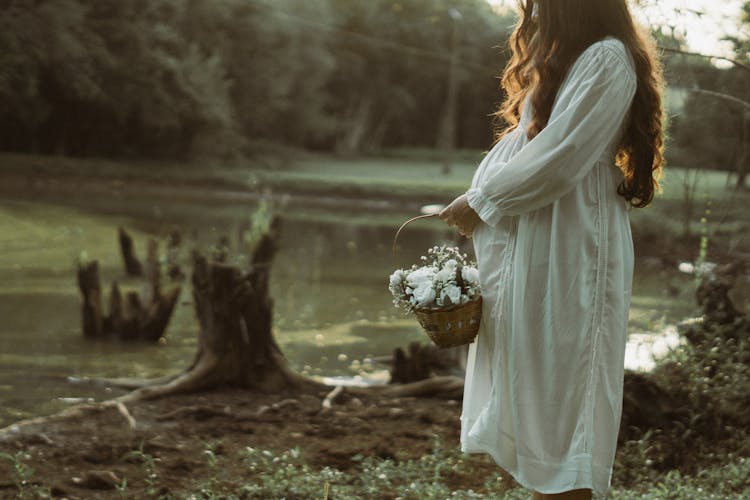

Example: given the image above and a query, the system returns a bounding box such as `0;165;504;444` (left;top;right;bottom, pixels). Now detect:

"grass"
5;440;747;499
253;155;481;202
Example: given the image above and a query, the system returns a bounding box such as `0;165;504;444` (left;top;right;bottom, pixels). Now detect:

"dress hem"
459;443;609;499
460;415;610;499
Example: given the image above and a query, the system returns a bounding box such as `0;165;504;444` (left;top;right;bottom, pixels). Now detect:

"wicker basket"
414;296;482;348
393;214;482;349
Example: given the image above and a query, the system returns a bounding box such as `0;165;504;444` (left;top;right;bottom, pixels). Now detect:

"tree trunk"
737;110;749;189
336;96;374;156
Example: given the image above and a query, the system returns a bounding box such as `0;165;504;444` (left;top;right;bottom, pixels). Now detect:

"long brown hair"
495;0;665;208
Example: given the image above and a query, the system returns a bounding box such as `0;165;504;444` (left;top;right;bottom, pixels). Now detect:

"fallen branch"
68;373;180;390
322;385;344;410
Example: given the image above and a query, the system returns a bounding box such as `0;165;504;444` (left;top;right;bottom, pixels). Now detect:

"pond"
0;196;699;427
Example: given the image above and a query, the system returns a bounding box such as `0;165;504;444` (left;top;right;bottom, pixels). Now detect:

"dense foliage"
0;0;514;159
1;0;749;180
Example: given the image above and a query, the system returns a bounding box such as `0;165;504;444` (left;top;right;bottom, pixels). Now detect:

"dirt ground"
0;388;503;499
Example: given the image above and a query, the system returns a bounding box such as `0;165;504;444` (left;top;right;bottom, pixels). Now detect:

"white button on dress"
461;38;638;498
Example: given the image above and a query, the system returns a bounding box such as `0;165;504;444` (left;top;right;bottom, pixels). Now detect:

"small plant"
693;198;713;286
245;199;272;247
123;446;159;497
239;446;345;498
0;451;49;499
192;440;223;498
115;477;129;498
201;440;220;468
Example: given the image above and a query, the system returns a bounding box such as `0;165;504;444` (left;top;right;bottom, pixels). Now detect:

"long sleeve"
467;40;637;225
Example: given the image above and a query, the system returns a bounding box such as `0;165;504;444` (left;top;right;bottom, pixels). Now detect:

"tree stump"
695;262;744;326
166;227;185;281
618;370;691;442
78;230;181;342
78;261;104;338
389;342;468;384
120;219;318;401
118;227;143;277
77;265;181;342
390;342;433;384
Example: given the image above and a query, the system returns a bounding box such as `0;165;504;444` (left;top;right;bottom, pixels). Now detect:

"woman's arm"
467;40;638;226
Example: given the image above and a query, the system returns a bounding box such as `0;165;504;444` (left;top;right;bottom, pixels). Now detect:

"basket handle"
392;213;440;269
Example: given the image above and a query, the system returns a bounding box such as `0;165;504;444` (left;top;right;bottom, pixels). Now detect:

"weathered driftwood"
118;227;143;277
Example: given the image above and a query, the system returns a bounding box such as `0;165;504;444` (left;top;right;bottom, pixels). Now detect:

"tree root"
68;373;181;390
0;401;122;441
155;405;232;422
117;352;219;403
115;402;136;430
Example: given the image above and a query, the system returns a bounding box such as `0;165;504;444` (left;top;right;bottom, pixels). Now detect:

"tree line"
0;0;514;160
0;0;747;176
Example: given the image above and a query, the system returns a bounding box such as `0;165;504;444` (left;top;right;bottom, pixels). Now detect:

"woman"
439;0;664;498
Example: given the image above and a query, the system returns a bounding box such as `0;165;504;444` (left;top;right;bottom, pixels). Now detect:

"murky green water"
0;196;698;427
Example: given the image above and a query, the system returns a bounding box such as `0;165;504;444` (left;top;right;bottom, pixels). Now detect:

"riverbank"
0;151;476;212
2;151;749;264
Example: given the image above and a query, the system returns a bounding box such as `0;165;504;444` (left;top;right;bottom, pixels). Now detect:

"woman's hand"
439;193;482;238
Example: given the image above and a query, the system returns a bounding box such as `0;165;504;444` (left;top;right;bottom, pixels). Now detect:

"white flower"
406;267;436;288
412;282;436;307
434;267;456;285
441;284;462;306
389;269;405;288
389;245;479;313
461;266;479;285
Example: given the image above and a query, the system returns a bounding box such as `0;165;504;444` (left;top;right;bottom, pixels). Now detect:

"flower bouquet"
389;245;482;348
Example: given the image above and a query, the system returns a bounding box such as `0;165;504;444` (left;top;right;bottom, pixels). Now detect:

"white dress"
461;38;637;498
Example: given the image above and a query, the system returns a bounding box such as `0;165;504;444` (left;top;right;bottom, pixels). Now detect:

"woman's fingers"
439;207;455;226
440;195;477;236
